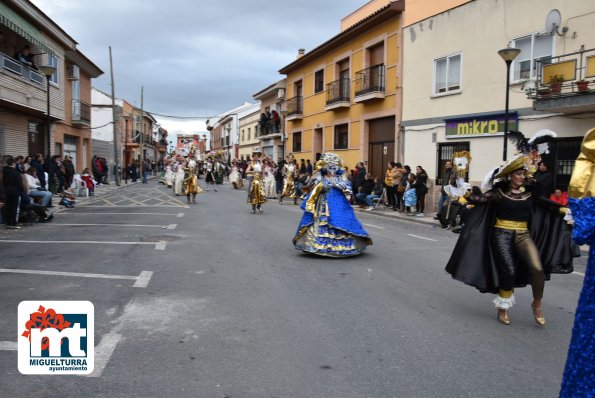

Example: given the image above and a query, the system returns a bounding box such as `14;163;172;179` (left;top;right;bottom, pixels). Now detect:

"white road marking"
406;234;438;242
573;271;585;277
87;331;122;378
133;271;154;288
0;268;154;288
363;223;385;230
0;341;17;351
45;223;172;229
62;212;184;216
0;240;165;250
82;205;188;208
166;224;177;230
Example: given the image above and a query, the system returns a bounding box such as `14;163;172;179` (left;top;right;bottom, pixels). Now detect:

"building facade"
279;1;404;179
54;50;102;172
238;110;260;161
252;79;286;162
0;0;101;165
402;0;594;199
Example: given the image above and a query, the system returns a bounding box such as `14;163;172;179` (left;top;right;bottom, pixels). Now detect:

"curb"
353;206;439;227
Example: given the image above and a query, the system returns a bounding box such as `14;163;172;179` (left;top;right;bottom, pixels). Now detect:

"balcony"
0;51;49;114
286;96;303;121
71;99;91;125
527;48;595;114
354;64;386;103
325;78;350;110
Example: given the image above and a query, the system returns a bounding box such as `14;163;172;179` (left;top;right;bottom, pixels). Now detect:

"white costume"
263;164;276;198
173;161;186;195
229;164;243;189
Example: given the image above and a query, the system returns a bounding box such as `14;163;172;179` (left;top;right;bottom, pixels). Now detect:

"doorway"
368;117;395;180
28;121;44;156
313;128;323;161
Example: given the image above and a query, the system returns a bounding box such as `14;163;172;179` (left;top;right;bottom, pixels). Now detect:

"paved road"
0;180;587;397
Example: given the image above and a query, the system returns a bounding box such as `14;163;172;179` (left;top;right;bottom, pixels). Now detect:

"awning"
0;2;54;56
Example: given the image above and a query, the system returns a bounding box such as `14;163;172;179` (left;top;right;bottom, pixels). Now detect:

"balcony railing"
286;96;303;117
0;51;44;85
526;48;595;113
72;100;91;124
326;78;350;106
527;47;595;101
354;64;386;98
0;53;44;84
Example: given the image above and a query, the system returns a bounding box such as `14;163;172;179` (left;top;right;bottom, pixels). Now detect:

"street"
0;180;588;398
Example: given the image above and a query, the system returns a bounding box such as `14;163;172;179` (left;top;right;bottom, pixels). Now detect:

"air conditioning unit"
67;65;80;80
277;88;285;100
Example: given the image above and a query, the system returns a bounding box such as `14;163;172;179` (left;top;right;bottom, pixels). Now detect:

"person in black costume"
445;154;575;326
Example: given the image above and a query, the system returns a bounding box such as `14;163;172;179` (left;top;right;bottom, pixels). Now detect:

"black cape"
445;199;575;294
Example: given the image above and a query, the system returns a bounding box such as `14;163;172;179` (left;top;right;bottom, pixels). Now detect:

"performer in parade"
446;131;575;326
182;148;203;204
560;128;594;397
213;155;225;189
279;154;298;205
163;157;175;188
293;153;372;257
204;157;215;191
229;160;244;189
173;155;186;196
263;158;277;199
245;148;266;213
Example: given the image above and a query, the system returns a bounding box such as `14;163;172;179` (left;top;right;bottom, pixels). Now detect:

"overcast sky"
31;0;366;136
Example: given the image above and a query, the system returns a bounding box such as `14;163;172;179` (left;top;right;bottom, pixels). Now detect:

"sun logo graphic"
18;301;94;375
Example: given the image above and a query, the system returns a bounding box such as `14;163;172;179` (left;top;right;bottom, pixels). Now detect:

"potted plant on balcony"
548;74;565;94
576;79;589;92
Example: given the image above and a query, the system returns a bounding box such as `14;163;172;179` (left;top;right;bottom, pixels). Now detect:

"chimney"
297;48;305;59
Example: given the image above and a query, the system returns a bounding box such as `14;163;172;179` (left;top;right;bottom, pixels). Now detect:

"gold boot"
531;304;546;326
497;309;510;325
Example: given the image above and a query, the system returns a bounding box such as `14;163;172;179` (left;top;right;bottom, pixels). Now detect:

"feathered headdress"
485;129;558;188
506;129;556;156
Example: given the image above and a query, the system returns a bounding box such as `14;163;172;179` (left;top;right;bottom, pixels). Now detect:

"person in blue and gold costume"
560;128;595;397
446;133;576;326
293;153;372;257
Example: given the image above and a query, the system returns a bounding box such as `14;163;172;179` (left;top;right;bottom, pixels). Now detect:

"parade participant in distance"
229;160;243;189
245;148;266;214
183;148;203;204
279;154;298;205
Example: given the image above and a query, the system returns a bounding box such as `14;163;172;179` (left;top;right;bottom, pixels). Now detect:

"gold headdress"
494;155;532;179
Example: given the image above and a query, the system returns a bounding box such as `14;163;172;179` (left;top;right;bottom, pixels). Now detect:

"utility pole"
109;46;121;186
139;86;144;182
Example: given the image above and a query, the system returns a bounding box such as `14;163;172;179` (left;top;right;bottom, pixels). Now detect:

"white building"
402;0;595;204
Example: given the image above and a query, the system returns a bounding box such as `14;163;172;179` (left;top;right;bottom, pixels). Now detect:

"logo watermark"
18;301;94;375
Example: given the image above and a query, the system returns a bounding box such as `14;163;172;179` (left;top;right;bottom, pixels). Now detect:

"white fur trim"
493;294;516;310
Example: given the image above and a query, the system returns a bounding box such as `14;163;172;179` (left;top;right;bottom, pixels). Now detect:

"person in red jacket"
549;189;568;206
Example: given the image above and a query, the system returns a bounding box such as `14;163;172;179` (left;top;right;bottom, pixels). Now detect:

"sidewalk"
353;204;438;227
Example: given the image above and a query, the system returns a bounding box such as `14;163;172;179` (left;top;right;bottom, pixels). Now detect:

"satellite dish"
545;9;561;34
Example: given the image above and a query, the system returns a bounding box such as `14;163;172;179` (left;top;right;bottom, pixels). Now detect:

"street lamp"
38;64;57;157
498;47;521;161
